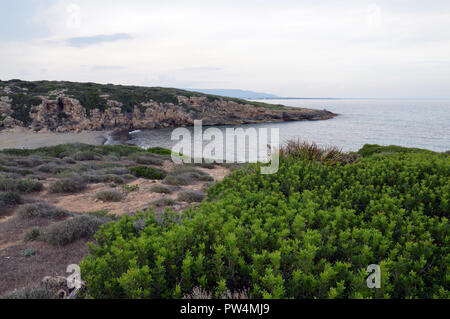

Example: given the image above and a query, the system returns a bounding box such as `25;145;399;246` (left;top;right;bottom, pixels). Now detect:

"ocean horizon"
109;98;450;154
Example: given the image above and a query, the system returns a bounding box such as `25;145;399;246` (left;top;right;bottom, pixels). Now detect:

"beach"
0;128;109;150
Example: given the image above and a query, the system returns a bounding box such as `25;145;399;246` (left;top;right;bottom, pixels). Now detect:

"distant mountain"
187;89;280;99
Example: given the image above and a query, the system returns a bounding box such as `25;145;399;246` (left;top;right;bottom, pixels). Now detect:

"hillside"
0;80;336;132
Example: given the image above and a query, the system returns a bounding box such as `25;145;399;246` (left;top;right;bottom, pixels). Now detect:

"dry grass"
279;140;358;165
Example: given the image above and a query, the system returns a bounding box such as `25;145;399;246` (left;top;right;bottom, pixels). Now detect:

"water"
108;99;450;154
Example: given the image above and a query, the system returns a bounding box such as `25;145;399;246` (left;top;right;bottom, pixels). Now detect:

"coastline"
0;127;110;150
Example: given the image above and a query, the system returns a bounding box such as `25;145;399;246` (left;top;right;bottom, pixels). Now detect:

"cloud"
0;1;450;98
66;33;133;47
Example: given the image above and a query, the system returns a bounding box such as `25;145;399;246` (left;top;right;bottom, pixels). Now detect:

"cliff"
0;80;336;132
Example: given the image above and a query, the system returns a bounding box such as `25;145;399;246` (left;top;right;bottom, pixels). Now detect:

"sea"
107;99;450;157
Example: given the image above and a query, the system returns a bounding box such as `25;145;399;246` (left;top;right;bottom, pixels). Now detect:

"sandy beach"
0;128;109;150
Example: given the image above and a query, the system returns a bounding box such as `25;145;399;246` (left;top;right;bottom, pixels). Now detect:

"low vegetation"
177;190;205;203
80;144;449;299
129;166;167;180
49;177;87;193
27;215;110;246
149;198;177;207
17;202;69;219
150;184;172;194
93;190;124;202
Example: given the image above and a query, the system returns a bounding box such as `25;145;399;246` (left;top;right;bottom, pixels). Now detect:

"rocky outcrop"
1;94;336;133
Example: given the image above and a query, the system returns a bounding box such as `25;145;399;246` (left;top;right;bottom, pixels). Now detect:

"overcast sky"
1;0;450;98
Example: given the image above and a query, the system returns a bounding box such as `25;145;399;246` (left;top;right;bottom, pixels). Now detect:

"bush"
81;145;449;299
40;215;108;246
93;190;124;202
163;175;188;186
0;178;43;193
1;286;56;299
129;166;167;180
17;202;69;219
21;248;37;257
150;184;172;194
177;191;205;203
149;198;177;207
122;184;140;193
0;192;23;206
135;155;164;166
73;151;97;161
49;177;86;193
24;228;42;242
147;147;172;155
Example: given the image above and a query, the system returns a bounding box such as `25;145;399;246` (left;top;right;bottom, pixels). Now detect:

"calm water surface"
108;99;450;154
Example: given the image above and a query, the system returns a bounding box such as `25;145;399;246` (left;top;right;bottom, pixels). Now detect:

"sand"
0;128;109;150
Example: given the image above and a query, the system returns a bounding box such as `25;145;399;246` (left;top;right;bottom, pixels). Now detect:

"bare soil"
0;163;230;296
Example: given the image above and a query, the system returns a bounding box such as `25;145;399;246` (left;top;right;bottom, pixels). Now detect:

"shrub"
1;286;56;299
24;228;42;242
129;166;167;180
40;215;108;246
121;184;140;193
73;151;97;161
49;177;86;193
135;156;164;166
21;248;37;257
150;184;172;194
17;202;69;219
163;175;188;186
177;191;205;203
147;147;172;155
0;192;23;206
81;145;449;299
150;198;177;207
0;178;43;193
93;190;124;202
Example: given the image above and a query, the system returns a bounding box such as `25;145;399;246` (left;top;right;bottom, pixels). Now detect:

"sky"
1;0;450;98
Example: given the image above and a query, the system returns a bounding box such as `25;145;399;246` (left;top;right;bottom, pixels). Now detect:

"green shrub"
24;228;42;242
147;147;172;155
17;202;69;219
150;184;172;194
49;177;86;193
150;198;177;207
0;178;43;193
163;175;188;186
177;191;205;203
93;190;124;202
129;166;167;180
40;215;108;246
73;151;97;161
0;192;23;206
81;145;449;299
21;248;37;257
1;286;56;299
135;155;164;166
122;184;140;193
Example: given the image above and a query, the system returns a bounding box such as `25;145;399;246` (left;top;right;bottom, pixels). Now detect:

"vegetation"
80;144;449;299
129;166;167;180
150;184;172;194
121;184;140;193
149;198;177;207
31;215;110;246
49;177;87;193
1;79;286;124
0;191;23;206
17;202;69;219
93;190;124;202
0;177;43;193
177;190;205;203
